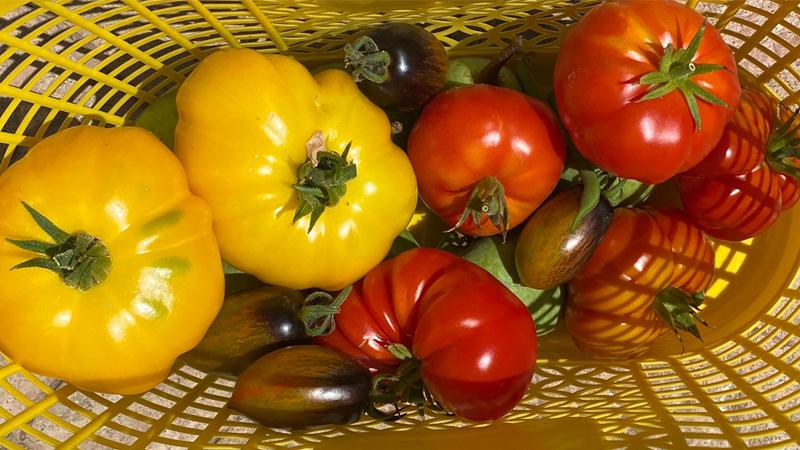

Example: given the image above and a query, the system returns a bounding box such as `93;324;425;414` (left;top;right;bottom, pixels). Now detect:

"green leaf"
691;63;726;76
11;257;61;273
6;239;51;254
514;53;545;100
20;202;69;243
679;20;707;64
571;170;600;232
134;89;178;150
462;238;564;336
685;80;730;108
659;44;675;73
386;230;420;259
639;71;669;85
639;81;677;102
678;82;703;131
605;178;655;208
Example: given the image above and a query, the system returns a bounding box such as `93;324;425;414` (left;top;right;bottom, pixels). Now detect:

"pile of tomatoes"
0;0;798;429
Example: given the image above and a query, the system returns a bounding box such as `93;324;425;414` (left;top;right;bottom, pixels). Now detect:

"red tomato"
566;208;714;359
554;0;740;184
316;248;538;421
684;89;774;177
677;163;782;241
408;85;565;237
676;87;799;241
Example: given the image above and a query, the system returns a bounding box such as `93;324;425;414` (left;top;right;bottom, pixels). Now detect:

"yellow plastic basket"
1;0;800;448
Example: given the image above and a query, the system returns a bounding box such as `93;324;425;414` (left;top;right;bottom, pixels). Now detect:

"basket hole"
128;402;165;420
210;436;248;445
22;105;52;136
157;428;198;443
685;438;731;447
5;372;48;403
156;382;188;399
193;396;225;408
213;377;236;388
177;365;207;381
9;10;58;40
182;406;216;419
8;145;29;166
66;391;109;415
30;415;74;442
167;373;200;390
141;392;176;410
47;402;91;428
96;425;137;446
735;8;768;27
171;416;207;431
6;429;52;450
218;425;257;435
0;387;27;416
2;99;32;133
110;413;151;432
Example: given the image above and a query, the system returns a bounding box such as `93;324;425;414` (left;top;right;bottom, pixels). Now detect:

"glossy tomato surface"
408;85;565;236
316;248;538;421
554;0;740;184
566;208;714;359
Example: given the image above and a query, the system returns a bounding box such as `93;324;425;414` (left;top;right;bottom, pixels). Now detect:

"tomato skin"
0;126;224;394
684;89;774;177
678;163;782;242
566;208;714;359
176;48;417;290
408;84;566;236
554;0;740;184
316;248;538;421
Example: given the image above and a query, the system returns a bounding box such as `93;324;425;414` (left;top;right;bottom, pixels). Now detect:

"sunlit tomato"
316;248;538;421
408;85;565;237
554;0;740;184
566;208;714;359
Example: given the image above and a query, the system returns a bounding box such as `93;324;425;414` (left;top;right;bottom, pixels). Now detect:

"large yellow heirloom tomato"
175;48;418;291
0;126;224;395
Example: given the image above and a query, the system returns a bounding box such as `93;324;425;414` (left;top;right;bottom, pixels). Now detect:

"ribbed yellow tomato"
175;48;417;290
0;126;224;394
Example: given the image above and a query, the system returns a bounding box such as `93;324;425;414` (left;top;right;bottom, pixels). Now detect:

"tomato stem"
653;287;709;353
367;357;451;421
300;285;353;337
448;176;510;240
292;131;357;233
475;35;524;86
6;201;111;292
637;20;731;132
344;35;391;84
766;106;800;180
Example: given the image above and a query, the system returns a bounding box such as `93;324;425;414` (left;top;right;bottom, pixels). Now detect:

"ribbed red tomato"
554;0;740;184
316;248;538;421
408;85;565;237
566;208;714;359
677;88;799;240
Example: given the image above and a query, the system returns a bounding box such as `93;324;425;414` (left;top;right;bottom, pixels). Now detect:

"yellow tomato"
175;49;417;290
0;126;224;394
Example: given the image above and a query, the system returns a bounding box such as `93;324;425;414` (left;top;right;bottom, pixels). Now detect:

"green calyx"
292;131;357;233
300;285;353;337
7;202;111;292
344;35;391;84
766;106;800;180
448;176;510;241
563;167;654;232
638;20;731;131
367;346;451;421
653;287;709;352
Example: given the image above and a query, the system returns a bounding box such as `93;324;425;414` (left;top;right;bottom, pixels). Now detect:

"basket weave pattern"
1;1;800;448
